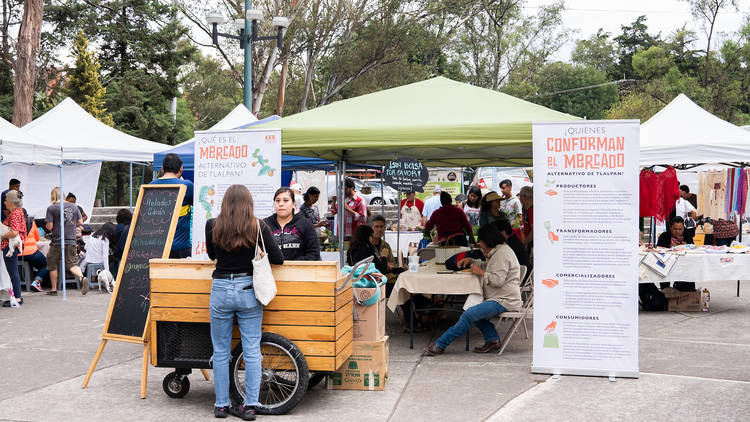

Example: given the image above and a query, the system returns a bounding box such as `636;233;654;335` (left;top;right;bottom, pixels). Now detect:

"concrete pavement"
1;280;749;421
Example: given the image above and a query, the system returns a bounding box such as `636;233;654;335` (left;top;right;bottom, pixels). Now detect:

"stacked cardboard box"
667;290;707;312
353;283;386;341
327;336;389;391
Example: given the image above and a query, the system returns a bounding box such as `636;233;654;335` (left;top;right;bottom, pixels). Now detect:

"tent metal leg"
59;164;66;301
380;167;385;217
397;191;402;257
129;162;133;210
338;161;346;266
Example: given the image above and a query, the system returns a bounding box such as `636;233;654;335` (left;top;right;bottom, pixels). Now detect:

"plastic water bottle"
701;288;710;312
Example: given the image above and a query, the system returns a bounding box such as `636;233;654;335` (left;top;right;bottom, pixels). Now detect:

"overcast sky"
524;0;750;60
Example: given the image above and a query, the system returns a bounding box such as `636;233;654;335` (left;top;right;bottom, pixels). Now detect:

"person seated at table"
21;213;48;291
491;217;529;269
80;222;117;279
371;216;405;279
657;216;693;248
299;186;328;229
424;192;475;247
479;191;503;227
264;187;321;261
423;224;521;356
346;225;388;274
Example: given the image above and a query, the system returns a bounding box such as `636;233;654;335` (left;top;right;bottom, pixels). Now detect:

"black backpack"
639;283;667;311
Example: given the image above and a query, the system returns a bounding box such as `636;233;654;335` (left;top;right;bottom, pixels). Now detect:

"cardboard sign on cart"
82;184;186;398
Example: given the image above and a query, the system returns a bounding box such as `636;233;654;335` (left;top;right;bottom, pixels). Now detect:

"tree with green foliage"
66;31;113;125
571;29;618;75
612;16;659;79
181;50;242;129
605;92;663;122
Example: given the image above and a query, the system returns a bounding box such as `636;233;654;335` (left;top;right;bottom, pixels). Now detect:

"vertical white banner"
192;129;281;259
531;120;640;378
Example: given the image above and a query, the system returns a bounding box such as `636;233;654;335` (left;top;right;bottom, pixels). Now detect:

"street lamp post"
206;8;290;112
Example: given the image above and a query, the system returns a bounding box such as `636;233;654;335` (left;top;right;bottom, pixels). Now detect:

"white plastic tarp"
23;98;171;162
640;94;750;166
0;117;62;165
0;162;101;221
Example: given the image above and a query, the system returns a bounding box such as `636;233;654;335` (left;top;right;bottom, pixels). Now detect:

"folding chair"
494;267;534;356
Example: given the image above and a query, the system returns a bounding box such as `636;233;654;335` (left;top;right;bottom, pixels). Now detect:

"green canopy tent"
256;76;579;167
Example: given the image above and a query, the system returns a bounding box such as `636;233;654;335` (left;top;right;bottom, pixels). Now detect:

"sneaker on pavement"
228;404;256;421
31;280;43;292
81;277;89;295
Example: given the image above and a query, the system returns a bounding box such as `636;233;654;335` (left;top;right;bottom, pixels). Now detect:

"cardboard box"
668;290;707;312
327;336;389;391
352;283;386;341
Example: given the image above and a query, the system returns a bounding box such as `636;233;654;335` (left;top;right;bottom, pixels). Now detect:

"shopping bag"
252;220;277;306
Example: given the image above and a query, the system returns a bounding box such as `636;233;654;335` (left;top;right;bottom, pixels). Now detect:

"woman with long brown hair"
205;185;284;420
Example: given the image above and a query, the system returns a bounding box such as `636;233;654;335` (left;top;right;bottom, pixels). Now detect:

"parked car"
472;167;532;195
326;176;398;205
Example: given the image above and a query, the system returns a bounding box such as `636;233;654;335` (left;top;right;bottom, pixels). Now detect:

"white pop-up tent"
23;97;171;162
640;94;750;166
175;104;257;146
0;117;62;165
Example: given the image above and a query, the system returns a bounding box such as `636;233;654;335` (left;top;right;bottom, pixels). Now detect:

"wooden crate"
149;259;353;372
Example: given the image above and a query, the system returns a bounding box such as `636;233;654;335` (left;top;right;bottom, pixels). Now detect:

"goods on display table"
639;244;750;284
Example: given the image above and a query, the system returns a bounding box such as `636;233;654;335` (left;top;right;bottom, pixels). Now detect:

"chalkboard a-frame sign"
102;184;186;343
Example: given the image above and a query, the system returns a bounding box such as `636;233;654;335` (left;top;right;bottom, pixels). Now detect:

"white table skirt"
640;253;750;283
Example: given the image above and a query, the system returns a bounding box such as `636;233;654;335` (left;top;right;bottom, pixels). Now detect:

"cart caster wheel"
163;372;190;398
307;373;326;391
229;332;309;415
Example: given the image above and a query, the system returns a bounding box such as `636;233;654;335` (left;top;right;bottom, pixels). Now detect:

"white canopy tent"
640;94;750;166
175;104;257;146
23;97;171;162
0;117;62;165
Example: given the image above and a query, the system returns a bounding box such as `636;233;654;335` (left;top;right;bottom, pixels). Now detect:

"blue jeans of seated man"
436;300;505;350
25;251;49;281
210;275;262;408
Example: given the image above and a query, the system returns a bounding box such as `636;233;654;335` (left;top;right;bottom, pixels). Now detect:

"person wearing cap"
2;178;21;219
2;190;27;306
291;183;304;211
424;192;474;246
479;191;504;227
421;185;443;223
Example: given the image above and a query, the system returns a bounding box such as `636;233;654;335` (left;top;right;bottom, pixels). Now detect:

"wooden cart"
148;259;365;414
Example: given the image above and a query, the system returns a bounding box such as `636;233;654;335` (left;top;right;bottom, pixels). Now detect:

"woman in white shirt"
81;222;116;273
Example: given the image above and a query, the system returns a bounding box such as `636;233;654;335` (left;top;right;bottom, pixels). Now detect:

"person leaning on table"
205;184;284;420
423;224;521;356
656;216;695;292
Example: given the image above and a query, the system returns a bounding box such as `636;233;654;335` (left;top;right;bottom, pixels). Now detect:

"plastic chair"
85;263;106;292
58;261;80;291
18;259;32;292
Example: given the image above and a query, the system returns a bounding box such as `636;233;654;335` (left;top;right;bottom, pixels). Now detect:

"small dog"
96;269;115;293
0;224;22;257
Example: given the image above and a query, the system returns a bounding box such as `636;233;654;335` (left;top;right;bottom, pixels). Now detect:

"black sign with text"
105;186;183;339
383;157;429;192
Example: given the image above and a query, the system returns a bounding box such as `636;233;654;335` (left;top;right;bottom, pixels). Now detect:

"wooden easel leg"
200;369;210;381
82;339;107;388
140;342;149;399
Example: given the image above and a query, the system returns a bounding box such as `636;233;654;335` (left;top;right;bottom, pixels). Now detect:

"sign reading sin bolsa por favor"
383;157;429;192
192;129;281;259
531;120;640;379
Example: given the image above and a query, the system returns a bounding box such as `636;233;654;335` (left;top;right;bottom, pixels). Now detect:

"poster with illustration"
192;129;281;259
531;120;639;378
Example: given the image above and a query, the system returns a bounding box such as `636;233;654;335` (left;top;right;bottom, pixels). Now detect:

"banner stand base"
531;365;639;379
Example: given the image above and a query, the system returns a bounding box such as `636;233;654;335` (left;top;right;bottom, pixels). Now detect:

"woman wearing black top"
264;187;321;261
346;225;388;274
205;185;284;420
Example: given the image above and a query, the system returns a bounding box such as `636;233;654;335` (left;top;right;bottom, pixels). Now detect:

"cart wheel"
162;372;190;398
229;332;309;415
307;373;326;391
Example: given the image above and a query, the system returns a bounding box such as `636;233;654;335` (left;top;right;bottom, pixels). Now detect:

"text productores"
547;136;625;170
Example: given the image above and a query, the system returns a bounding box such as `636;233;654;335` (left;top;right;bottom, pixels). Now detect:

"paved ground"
1;280;749;421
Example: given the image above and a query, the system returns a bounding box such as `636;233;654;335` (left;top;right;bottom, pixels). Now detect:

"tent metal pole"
60;162;66;301
129;162;133;210
397;191;401;257
338;161;346;266
380;167;385;217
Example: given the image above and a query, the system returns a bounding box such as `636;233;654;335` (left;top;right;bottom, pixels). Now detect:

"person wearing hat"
479;191;503;227
421;185;443;223
291;183;304;211
3;190;27;305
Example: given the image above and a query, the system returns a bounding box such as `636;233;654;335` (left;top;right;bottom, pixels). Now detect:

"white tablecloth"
320;251;341;263
384;231;425;255
36;241;50;256
640;252;750;283
386;261;482;311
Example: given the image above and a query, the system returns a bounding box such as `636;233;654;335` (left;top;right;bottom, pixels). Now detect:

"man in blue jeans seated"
424;224;522;355
150;153;194;258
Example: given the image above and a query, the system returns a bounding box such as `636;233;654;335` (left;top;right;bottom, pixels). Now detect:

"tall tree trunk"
300;50;315;112
12;0;42;126
276;56;289;116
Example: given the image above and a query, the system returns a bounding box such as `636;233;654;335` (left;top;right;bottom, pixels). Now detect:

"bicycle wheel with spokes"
228;332;309;415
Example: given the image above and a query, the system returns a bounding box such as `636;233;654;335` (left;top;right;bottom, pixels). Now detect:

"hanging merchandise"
639;166;680;221
697;168;749;220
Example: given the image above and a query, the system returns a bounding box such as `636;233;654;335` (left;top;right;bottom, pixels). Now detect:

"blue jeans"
3;247;21;299
210;276;263;408
24;251;48;281
436;300;505;349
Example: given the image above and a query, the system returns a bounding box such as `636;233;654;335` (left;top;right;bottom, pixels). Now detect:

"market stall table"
387;260;482;348
639;252;750;296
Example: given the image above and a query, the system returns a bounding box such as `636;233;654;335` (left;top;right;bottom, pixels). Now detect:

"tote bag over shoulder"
252;219;277;306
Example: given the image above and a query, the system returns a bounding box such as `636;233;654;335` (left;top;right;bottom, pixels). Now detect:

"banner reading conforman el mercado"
531;120;640;378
